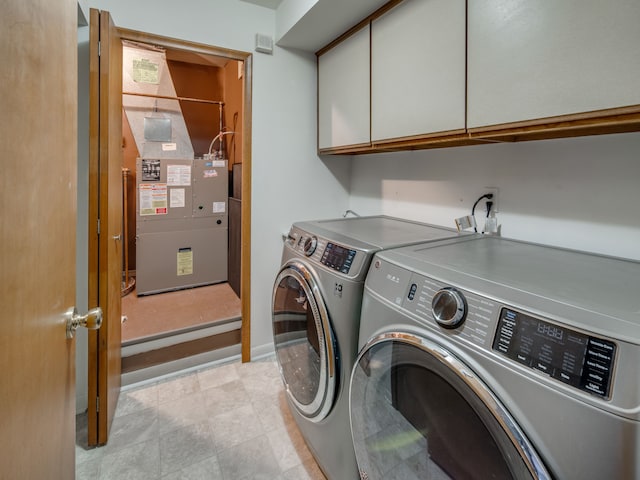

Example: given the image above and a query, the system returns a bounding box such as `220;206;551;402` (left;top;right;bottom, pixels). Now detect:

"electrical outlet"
484;186;499;213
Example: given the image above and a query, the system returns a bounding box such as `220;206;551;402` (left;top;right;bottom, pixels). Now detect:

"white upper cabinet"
468;0;640;129
371;0;466;142
318;24;370;150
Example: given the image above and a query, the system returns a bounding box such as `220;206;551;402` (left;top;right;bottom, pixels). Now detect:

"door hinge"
98;41;101;57
97;218;101;235
96;396;100;412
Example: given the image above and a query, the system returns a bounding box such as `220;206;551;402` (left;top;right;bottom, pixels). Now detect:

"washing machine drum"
272;261;337;422
350;334;551;480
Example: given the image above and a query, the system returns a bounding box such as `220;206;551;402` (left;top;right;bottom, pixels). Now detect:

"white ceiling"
239;0;283;9
238;0;390;52
277;0;390;52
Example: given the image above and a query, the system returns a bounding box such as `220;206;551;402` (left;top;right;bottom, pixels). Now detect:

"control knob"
303;236;318;256
432;288;467;328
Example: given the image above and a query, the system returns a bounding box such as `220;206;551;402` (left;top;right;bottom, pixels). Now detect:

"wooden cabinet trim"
315;0;402;57
317;1;640;156
468;105;640;134
469;106;640;143
318;107;640;155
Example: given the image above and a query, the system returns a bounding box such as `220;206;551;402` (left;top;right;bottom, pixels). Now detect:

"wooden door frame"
88;9;124;446
89;28;253;364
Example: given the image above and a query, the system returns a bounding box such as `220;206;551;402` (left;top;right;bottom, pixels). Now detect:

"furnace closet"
119;39;245;376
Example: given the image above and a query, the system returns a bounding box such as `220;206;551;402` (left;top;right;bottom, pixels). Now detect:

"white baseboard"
121;344;242;389
250;341;276;361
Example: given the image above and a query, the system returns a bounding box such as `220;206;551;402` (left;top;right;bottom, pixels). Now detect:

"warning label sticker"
177;248;193;276
133;58;159;84
139;183;168;216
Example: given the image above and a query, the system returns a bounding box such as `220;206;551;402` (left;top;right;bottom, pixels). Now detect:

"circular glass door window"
272;261;336;421
350;334;550;480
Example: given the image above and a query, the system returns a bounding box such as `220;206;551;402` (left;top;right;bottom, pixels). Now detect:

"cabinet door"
371;0;466;142
318;24;370;150
468;0;640;129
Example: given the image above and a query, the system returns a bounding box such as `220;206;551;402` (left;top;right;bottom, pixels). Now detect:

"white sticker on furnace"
167;165;191;186
212;202;226;213
170;188;185;208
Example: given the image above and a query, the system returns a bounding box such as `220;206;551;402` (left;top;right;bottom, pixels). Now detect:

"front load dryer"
271;216;469;480
351;236;640;480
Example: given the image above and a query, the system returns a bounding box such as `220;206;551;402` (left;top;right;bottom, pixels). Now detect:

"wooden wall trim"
316;0;403;56
117;28;249;61
240;55;253;363
87;8;100;447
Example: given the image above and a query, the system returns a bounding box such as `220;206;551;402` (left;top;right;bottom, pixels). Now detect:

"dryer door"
350;333;551;480
272;260;337;422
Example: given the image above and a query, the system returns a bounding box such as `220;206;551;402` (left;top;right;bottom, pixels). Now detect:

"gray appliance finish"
136;157;228;295
271;216;469;480
351;235;640;480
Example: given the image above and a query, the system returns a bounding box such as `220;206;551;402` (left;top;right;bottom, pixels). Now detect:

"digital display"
493;308;616;398
321;242;356;274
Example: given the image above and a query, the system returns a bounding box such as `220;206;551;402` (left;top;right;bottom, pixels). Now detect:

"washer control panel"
493;307;616;399
286;227;366;279
320;242;357;274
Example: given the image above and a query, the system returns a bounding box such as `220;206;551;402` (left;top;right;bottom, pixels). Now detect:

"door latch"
65;306;103;339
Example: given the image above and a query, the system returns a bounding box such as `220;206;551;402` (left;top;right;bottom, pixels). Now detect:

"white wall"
275;0;318;42
76;0;351;408
348;132;640;261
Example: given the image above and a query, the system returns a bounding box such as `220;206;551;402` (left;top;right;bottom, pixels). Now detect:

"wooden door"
0;0;78;477
88;8;123;446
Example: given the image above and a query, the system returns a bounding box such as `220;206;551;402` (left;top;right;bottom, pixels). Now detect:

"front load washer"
350;236;640;480
271;216;469;480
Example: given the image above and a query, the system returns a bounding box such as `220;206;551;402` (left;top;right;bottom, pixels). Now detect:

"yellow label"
177;249;193;276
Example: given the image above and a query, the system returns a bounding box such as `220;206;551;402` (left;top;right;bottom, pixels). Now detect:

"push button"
407;283;417;301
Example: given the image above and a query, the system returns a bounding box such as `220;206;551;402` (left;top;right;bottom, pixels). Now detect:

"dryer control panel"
493;307;616;399
367;257;618;400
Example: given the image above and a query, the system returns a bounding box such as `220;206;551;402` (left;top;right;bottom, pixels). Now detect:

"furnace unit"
135;157;228;295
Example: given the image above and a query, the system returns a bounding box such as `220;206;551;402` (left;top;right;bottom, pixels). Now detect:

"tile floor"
76;357;327;480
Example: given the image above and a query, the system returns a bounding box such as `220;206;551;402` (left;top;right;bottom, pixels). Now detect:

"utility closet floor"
76;357;326;480
122;283;241;343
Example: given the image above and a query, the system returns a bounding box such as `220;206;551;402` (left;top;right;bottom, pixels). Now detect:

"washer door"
272;260;337;422
350;333;551;480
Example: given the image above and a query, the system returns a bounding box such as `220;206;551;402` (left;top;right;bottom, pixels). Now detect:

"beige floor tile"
160;456;223;479
197;361;240;390
99;438;161;480
159;422;216;477
156;373;201;404
104;406;159;453
157;391;209;435
217;434;281;480
202;378;252;418
76;357;325;480
209;404;265;451
116;383;159;417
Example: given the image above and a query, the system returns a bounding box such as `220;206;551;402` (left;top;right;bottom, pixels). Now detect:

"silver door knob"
65;306;103;339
